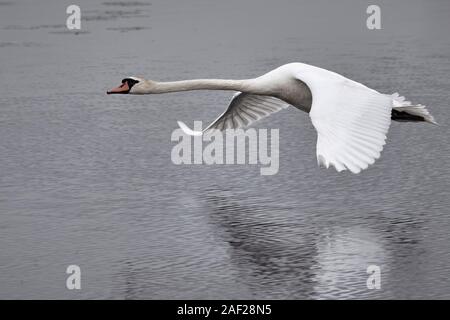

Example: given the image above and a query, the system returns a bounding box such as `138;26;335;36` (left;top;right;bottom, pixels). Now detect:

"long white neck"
136;78;270;95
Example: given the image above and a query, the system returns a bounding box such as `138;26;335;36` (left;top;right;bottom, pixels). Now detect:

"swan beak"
107;82;130;94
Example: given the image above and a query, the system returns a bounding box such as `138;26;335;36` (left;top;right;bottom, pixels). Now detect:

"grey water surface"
1;0;450;299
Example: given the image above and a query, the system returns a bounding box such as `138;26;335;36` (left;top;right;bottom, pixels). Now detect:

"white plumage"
109;62;436;174
293;64;392;173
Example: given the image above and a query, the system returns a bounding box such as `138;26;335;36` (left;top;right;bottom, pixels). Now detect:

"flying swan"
107;62;436;173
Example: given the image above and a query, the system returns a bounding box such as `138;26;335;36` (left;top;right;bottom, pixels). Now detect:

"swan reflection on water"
202;189;395;299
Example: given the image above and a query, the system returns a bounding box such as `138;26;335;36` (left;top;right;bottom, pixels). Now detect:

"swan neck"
148;79;252;93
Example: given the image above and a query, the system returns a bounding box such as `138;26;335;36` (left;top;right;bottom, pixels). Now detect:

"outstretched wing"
295;66;392;174
177;92;289;136
204;92;289;131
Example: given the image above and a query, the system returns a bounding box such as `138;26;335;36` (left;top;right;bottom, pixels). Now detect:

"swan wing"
295;67;392;173
178;92;289;135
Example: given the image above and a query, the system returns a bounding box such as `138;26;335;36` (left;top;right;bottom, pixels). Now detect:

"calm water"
1;0;450;299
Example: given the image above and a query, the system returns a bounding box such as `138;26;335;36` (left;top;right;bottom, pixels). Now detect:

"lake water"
1;0;450;299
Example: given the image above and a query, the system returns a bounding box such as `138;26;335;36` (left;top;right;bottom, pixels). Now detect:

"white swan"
107;62;436;173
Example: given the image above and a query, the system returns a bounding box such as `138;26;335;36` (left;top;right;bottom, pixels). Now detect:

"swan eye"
121;78;140;90
122;78;140;84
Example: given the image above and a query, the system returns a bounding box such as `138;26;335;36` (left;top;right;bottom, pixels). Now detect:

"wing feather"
202;93;289;132
177;93;289;136
295;67;392;173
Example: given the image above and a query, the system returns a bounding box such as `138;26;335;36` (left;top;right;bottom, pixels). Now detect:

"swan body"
107;62;436;174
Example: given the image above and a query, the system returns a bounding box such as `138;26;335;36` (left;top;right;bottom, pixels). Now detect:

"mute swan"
107;62;436;173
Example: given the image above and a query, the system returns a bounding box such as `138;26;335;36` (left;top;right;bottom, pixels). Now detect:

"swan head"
107;77;147;94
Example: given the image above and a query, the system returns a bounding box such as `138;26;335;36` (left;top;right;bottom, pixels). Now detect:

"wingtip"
177;121;203;136
429;117;439;126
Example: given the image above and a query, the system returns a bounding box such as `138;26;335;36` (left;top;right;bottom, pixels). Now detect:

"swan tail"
390;93;437;125
177;121;203;136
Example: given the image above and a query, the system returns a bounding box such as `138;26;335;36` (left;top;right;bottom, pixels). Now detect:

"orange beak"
107;81;130;94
